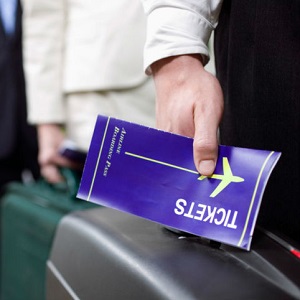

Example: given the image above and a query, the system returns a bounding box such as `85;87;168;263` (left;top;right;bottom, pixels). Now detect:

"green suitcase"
0;168;97;300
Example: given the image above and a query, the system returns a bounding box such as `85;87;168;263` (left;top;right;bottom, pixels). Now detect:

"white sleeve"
141;0;223;74
22;0;67;124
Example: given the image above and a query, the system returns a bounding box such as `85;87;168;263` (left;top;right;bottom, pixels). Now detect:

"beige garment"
65;78;156;151
22;0;149;124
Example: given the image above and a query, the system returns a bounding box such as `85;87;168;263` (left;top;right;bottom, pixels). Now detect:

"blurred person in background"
22;0;155;183
0;0;39;190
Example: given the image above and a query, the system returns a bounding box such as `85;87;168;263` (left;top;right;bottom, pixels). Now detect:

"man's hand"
151;54;224;176
37;124;80;183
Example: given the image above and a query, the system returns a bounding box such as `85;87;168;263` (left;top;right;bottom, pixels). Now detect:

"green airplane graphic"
199;157;244;198
125;152;244;198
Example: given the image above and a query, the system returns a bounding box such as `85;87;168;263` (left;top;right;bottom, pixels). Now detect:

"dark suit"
0;0;39;188
215;0;300;241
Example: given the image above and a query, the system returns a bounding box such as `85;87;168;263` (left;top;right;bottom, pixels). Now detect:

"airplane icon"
199;157;244;198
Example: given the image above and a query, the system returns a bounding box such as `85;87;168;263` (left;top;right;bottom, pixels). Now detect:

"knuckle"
193;138;216;154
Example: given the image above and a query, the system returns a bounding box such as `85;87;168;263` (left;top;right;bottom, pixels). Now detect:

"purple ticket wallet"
78;115;281;250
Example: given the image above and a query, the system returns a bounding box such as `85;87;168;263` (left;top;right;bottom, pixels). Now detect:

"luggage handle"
45;167;81;200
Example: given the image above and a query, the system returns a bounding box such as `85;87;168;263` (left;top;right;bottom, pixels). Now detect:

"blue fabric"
0;0;17;35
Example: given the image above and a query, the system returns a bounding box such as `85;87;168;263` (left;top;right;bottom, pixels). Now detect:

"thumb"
193;110;220;176
193;131;219;176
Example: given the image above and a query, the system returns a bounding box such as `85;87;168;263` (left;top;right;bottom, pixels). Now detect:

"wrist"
151;54;203;76
151;54;206;94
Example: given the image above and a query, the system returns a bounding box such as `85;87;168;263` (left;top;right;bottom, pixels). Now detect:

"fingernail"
199;160;215;176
